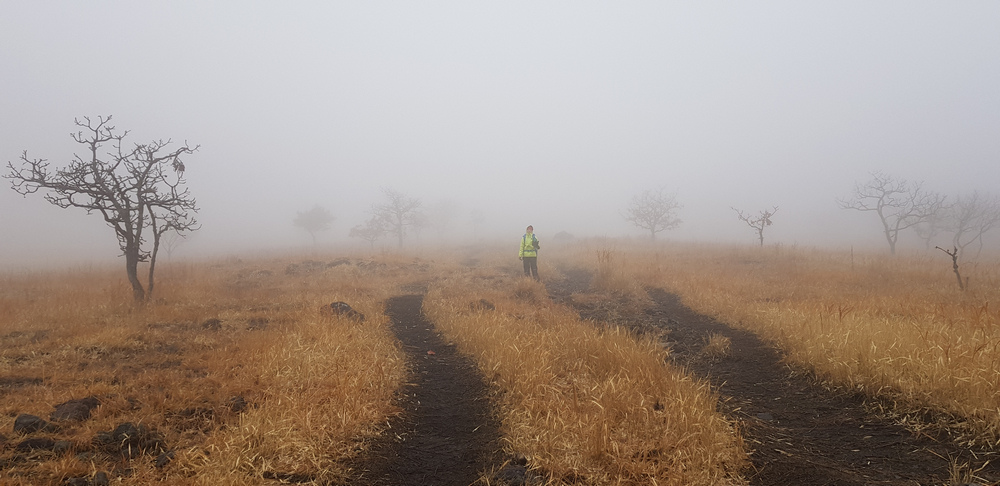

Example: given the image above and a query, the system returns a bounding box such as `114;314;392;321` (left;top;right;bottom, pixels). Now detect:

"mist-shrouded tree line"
5;116;198;302
839;171;1000;260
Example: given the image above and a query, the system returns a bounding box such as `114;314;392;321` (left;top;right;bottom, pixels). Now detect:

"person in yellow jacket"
518;225;540;280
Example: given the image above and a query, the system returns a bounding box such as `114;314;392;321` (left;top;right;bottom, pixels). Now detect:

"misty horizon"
3;2;998;269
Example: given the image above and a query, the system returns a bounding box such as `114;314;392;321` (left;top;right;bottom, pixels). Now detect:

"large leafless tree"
733;206;778;247
373;188;422;248
623;188;683;241
5;116;199;302
838;171;945;255
948;191;1000;261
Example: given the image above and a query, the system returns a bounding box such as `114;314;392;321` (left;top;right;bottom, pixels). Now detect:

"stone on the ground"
51;396;101;422
13;414;54;434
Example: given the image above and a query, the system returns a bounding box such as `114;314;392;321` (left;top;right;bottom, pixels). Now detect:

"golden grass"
0;254;409;485
422;256;747;486
567;241;1000;445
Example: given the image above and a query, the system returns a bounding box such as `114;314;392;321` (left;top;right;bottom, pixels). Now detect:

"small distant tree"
373;188;422;248
838;171;946;255
913;209;950;250
732;206;778;246
294;205;335;246
5;116;198;302
947;191;1000;261
349;216;387;249
623;188;683;241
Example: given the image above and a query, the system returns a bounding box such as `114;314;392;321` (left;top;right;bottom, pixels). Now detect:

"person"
518;225;540;280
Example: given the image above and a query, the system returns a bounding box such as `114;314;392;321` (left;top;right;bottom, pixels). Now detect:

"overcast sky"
2;2;998;267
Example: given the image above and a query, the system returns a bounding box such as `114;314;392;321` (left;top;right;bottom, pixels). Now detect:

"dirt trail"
349;294;503;486
549;268;1000;486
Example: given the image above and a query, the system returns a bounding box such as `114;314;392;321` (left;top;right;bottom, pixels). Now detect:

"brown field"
1;241;998;485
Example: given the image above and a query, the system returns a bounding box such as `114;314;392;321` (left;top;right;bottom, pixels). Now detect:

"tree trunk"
147;229;162;301
125;247;146;302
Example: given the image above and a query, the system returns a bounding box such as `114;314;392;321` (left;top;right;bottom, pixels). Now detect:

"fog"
2;2;998;268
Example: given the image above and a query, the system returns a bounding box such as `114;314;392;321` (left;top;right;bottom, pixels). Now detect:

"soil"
547;267;1000;486
347;294;505;486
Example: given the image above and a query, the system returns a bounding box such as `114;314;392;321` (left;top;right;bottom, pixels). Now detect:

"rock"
154;450;174;468
226;395;249;413
201;318;222;330
104;422;166;458
495;464;529;486
16;437;56;451
247;317;268;331
471;299;496;311
51;396;101;422
756;413;774;421
64;478;89;486
322;302;365;321
13;414;54;434
54;440;74;454
93;471;110;486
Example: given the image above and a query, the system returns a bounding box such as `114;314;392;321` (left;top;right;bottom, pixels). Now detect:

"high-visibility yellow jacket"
519;233;539;258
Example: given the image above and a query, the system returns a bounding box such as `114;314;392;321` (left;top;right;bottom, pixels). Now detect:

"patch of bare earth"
348;294;504;486
549;268;1000;486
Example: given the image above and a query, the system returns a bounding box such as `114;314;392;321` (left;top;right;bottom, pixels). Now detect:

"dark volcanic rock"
16;437;56;451
13;414;54;434
323;301;365;321
201;318;222;330
95;422;166;458
51;396;101;422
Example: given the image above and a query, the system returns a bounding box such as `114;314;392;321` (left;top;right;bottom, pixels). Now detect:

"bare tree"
732;206;778;246
349;216;387;249
5;116;198;302
372;188;422;248
948;191;1000;261
838;171;945;255
935;246;966;291
623;188;683;241
293;205;335;246
913;209;950;250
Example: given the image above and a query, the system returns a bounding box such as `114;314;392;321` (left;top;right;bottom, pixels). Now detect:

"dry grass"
578;241;1000;445
0;254;410;485
422;258;747;486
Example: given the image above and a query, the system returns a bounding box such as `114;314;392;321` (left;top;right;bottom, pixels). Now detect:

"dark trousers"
522;257;539;280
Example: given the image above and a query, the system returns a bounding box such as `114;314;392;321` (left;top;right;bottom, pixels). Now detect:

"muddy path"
348;294;503;486
548;268;1000;486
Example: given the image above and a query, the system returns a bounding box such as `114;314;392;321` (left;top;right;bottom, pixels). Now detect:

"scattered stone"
154;450;174;468
54;440;74;454
285;260;325;275
16;437;56;451
226;395;249;413
64;478;89;486
51;396;101;422
93;471;110;486
495;463;529;486
328;258;351;267
247;317;268;331
756;412;774;421
322;301;365;321
470;299;496;311
13;414;55;434
201;318;222;330
96;422;166;458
